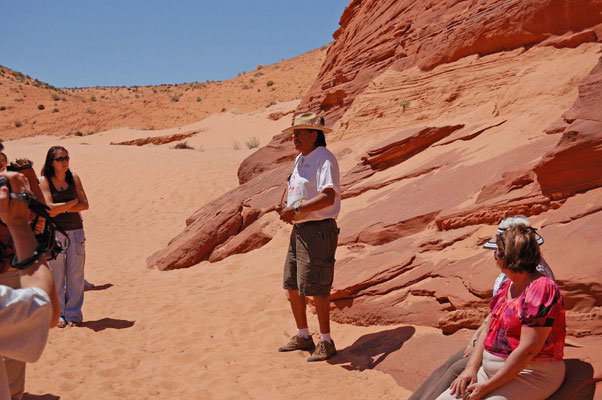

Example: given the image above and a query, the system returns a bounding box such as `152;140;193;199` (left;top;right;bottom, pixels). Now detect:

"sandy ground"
3;103;435;400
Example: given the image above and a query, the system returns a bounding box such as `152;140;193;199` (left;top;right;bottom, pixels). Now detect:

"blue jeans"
49;228;86;323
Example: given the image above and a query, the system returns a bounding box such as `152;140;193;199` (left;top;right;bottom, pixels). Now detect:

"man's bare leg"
313;295;330;335
287;290;308;329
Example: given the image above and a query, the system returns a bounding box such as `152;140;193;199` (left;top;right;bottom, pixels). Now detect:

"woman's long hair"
41;146;74;184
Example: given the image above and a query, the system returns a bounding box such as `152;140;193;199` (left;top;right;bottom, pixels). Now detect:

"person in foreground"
276;112;341;362
0;171;60;399
0;147;49;400
39;146;89;328
436;225;565;400
410;215;554;400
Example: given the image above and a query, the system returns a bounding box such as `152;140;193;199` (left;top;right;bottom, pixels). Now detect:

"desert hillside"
0;47;327;140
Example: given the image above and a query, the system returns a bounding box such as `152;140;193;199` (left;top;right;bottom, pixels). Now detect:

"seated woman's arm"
464;314;490;358
66;173;89;212
466;326;551;399
39;177;78;217
449;317;491;398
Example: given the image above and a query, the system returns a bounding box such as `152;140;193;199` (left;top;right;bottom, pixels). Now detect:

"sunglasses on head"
54;156;69;162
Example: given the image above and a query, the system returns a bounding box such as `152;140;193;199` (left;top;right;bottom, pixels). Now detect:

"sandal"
57;319;67;328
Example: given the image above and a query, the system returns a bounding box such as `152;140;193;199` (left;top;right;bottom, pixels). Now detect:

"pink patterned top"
484;277;565;361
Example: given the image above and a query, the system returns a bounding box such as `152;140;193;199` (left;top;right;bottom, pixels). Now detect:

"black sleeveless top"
48;177;83;231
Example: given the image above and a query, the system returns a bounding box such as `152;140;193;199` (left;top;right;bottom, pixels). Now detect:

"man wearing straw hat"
276;112;341;362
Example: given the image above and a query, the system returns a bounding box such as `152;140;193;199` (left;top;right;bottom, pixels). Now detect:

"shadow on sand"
328;326;415;371
23;394;60;400
84;283;113;292
79;318;135;332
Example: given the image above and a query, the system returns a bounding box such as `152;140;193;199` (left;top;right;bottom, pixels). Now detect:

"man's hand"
11;158;33;169
0;171;33;227
279;205;295;224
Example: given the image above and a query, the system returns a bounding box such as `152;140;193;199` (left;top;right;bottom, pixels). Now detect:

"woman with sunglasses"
39;146;89;328
436;225;565;400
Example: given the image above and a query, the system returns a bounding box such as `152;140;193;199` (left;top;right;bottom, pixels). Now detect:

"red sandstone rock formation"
298;0;602;124
150;0;602;344
111;131;201;146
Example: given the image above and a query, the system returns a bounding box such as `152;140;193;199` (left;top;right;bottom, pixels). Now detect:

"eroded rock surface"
150;1;602;343
298;0;602;123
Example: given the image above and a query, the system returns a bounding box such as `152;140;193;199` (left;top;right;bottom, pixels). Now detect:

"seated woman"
436;225;565;400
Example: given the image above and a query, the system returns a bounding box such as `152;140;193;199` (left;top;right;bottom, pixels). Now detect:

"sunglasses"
54;156;70;162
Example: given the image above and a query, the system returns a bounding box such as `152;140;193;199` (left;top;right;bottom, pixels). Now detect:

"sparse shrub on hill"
0;106;6;111
245;136;260;149
52;108;59;113
171;141;194;150
320;45;328;51
274;65;279;69
170;93;183;102
249;78;255;84
221;107;226;112
257;64;263;70
61;96;66;101
11;71;25;82
85;108;94;114
37;104;45;110
232;140;241;150
242;84;249;90
14;120;22;127
196;97;201;102
254;71;263;77
266;80;274;87
400;100;411;110
51;93;60;101
90;96;97;102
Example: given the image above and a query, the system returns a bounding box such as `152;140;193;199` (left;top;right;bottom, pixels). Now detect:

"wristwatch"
293;203;300;215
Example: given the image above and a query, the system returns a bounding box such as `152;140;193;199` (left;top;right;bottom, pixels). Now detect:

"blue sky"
0;1;348;88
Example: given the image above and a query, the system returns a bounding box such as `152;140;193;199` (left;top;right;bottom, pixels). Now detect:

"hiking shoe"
278;334;316;352
307;340;337;362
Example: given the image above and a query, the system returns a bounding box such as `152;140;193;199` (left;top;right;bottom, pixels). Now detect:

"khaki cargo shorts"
283;218;339;297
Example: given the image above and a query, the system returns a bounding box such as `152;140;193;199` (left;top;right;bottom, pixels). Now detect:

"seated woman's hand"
449;367;477;399
465;382;489;400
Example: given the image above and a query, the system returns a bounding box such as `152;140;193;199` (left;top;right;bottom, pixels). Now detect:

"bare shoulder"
39;176;50;189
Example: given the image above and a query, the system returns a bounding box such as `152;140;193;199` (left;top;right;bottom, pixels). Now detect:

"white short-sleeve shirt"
287;146;341;223
0;285;52;399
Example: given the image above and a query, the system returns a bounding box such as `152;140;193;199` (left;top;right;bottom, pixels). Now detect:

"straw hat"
282;112;332;134
483;215;544;250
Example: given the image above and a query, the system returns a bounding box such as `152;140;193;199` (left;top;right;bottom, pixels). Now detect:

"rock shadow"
84;283;113;292
79;318;135;332
23;394;60;400
328;326;415;371
549;359;599;400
